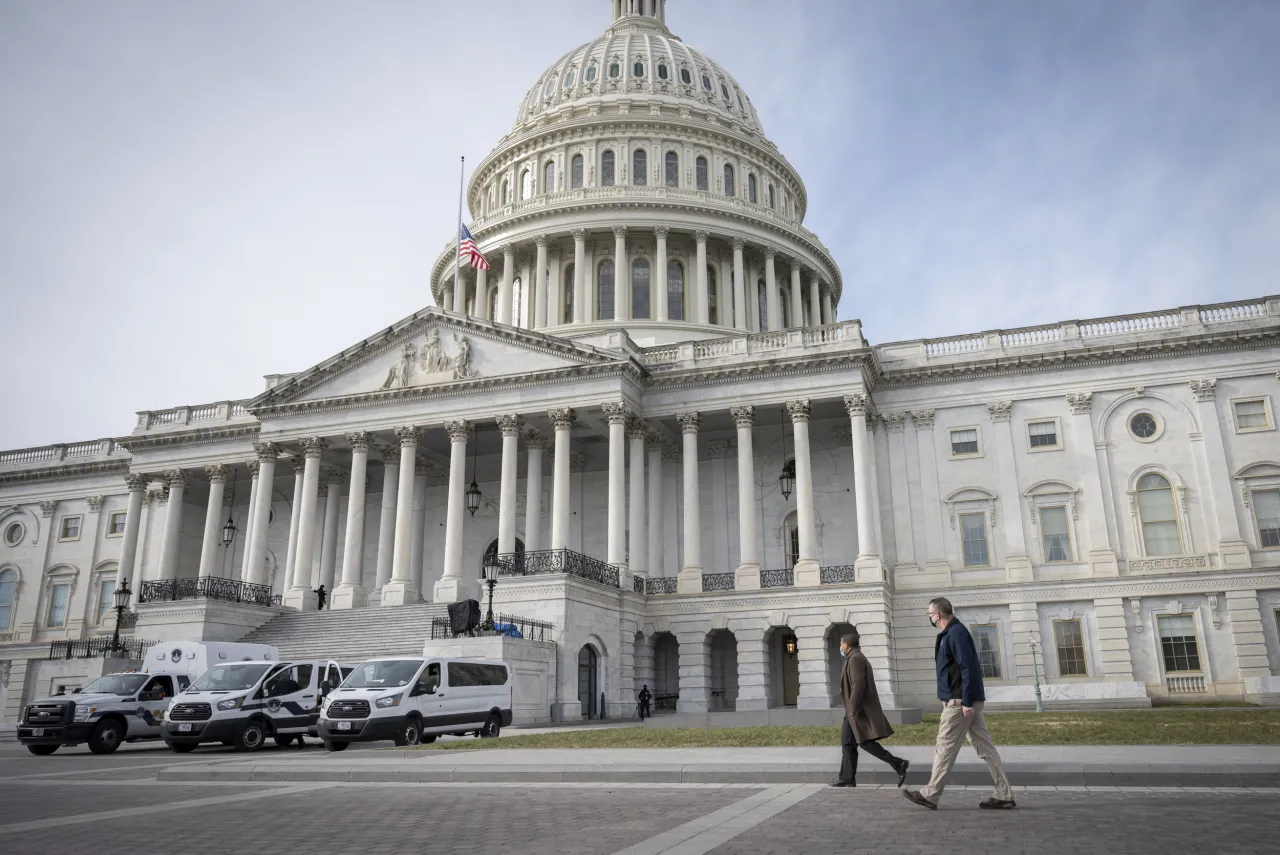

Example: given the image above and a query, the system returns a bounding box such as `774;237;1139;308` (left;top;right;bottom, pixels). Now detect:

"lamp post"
466;429;482;517
479;558;499;631
1029;635;1044;713
109;583;132;655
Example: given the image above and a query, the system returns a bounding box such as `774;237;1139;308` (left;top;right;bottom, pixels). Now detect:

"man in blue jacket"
903;596;1015;810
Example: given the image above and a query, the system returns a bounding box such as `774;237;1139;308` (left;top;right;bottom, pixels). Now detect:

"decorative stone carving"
163;468;187;487
786;400;811;422
86;495;104;511
707;439;733;458
910;410;935;429
731;237;745;251
205;463;230;482
570;228;586;241
602;402;630;425
612;225;628;239
569;452;588;472
253;441;280;460
1128;556;1208;573
843;393;873;418
302;436;329;457
524;428;550;450
882;412;907;432
414;459;433;477
1130;598;1142;631
677;412;701;433
1207;594;1221;628
831;425;851;443
628;419;649;439
548;408;577;430
1066;392;1093;414
378;444;401;464
289;454;307;473
323;466;346;485
695;229;710;243
730;405;754;428
125;473;147;491
1189;379;1217;402
393;427;420;447
381;343;417;390
247;460;261;477
662;442;680;462
987;401;1013;422
346;431;370;453
379;330;478;390
446;420;471;442
654;226;669;239
496;414;525;436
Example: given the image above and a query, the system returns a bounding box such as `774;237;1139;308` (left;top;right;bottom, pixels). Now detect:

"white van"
317;657;512;750
162;659;347;752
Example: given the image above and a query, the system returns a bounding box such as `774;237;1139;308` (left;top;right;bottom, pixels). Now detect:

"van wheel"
481;714;502;739
169;742;197;753
394;716;421;747
324;740;349;752
274;735;296;748
235;720;266;752
88;719;124;755
27;744;58;756
422;734;436;744
221;740;235;747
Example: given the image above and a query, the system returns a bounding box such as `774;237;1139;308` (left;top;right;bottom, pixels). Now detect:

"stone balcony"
132;400;256;435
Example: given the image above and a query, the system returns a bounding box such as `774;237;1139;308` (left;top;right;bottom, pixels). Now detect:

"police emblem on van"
267;699;282;713
170;648;183;663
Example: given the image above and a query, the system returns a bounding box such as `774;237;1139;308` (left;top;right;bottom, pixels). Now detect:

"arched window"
664;151;679;187
748;173;757;204
757;279;768;330
585;64;598;83
95;576;117;625
701;72;713;91
597;260;615;320
563;263;575;324
667;260;684;321
601;150;616;187
767;184;775;209
695;156;708;191
520;168;533;200
680;67;692;85
724;164;735;197
571;154;584;189
633;149;647;186
783;510;800;568
563;69;575;89
1137;473;1183;556
633;61;645;78
489;287;498;321
512;276;525;328
632;258;651;318
720;83;731;102
657;63;669;80
0;568;17;631
543;161;555;194
609;61;621;79
779;288;790;328
501;179;510;205
707;267;718;325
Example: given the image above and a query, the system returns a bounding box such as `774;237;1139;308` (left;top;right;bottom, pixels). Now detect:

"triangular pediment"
250;309;627;410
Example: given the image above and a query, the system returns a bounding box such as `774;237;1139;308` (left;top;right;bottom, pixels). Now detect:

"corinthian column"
787;401;820;586
654;227;669;322
789;263;803;329
628;419;647;580
572;230;587;323
317;467;343;590
549;409;576;551
282;455;305;589
613;226;629;322
115;474;147;590
498;244;516;324
647;432;664;578
435;420;471;603
764;250;780;332
245;443;279;586
731;406;761;588
496;415;524;556
158;469;187;581
808;270;822;326
372;444;400;599
284;437;325;609
694;230;709;324
332;431;370;609
198;465;229;579
844;394;885;583
534;235;549;329
603;403;629;575
524;429;548;553
676;412;703;592
382;426;420;606
731;238;747;330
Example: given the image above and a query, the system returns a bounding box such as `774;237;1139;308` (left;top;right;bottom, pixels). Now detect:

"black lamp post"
466;429;482;517
221;470;238;546
479;558;499;631
109;582;132;654
779;406;794;500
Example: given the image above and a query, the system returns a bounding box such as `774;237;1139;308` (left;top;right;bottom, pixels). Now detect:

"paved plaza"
1;741;1278;855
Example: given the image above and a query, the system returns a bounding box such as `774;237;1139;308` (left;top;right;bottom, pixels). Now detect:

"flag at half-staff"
459;224;490;271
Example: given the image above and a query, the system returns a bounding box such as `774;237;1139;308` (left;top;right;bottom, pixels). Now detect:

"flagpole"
454;155;465;313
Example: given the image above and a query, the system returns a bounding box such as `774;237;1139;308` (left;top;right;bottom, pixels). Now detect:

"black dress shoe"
829;780;855;788
979;797;1017;809
896;759;910;788
902;789;937;810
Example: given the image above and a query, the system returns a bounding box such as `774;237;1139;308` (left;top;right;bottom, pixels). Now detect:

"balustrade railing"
138;576;274;606
49;637;153;660
760;568;794;588
820;565;856;585
1165;674;1206;694
1200;300;1268;323
429;613;553;642
702;573;736;592
485;549;620;588
923;335;985;357
646;577;678;595
654;693;679;712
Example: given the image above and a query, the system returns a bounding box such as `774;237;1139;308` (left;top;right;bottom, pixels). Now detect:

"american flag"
459;224;490;271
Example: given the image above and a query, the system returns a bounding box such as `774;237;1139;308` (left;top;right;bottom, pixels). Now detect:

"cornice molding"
116;424;261;453
0;460;131;487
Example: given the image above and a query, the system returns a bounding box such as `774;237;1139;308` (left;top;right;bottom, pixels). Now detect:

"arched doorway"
827;622;857;707
765;626;800;707
652;632;679;712
708;630;739;711
578;645;599;719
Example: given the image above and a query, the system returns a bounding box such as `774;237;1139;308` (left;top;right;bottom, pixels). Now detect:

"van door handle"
437;693;445;697
302;694;314;698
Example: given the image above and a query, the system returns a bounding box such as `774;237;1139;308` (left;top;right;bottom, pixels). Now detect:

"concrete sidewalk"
157;745;1280;787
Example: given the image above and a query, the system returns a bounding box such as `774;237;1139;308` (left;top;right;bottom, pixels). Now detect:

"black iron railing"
485;549;620;589
702;573;735;592
50;637;153;660
429;613;554;642
115;611;139;630
138;576;274;606
820;565;856;585
632;576;645;594
761;568;794;588
654;693;679;711
646;577;678;595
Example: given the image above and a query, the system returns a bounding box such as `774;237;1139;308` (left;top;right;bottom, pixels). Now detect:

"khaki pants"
918;700;1013;804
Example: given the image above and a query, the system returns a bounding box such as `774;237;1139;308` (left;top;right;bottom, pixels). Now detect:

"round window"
4;521;23;546
657;64;669;80
1129;412;1158;440
680;67;691;85
585;64;597;82
609;62;621;79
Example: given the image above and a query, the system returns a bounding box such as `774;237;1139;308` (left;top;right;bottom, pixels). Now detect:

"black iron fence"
646;577;678;595
429;613;554;642
49;637;153;660
761;568;794;588
654;693;679;712
702;573;735;592
138;576;274;606
820;565;856;585
632;576;645;594
485;549;620;589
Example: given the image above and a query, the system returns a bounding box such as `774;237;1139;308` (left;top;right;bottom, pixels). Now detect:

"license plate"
31;728;44;737
336;721;351;731
178;723;192;732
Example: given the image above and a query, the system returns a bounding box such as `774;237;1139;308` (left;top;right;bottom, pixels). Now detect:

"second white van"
317;657;512;750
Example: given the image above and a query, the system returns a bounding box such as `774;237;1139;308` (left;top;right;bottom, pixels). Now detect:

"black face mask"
928;614;939;627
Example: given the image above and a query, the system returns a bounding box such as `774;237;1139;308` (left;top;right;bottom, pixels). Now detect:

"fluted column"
240;461;260;576
283;438;324;609
731;406;761;588
731;238;747;330
787;401;820;586
518;253;533;327
789;264;803;329
821;286;834;325
746;260;760;331
549;409;575;551
410;460;429;597
283;455;305;589
451;269;466;313
157;470;187;580
317;468;343;590
497;415;524;556
764;251;780;332
677;413;702;592
612;226;629;321
844;394;885;582
808;270;822;326
115;474;147;589
524;430;548;552
372;445;400;596
435;420;471;603
694;230;710;324
332;432;370;608
572;229;587;323
534;235;549;329
474;266;489;319
628;420;647;580
646;434;663;578
654;227;669;322
498;244;515;324
245;443;279;586
603;403;629;575
382;426;420;606
198;465;229;579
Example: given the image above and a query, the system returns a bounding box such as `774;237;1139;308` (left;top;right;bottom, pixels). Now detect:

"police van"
317;656;512;750
163;658;348;752
17;640;277;756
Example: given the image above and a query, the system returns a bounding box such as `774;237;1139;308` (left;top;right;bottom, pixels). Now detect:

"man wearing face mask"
832;628;909;788
903;597;1016;810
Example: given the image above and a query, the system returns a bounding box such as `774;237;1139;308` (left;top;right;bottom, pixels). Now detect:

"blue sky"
1;0;1277;449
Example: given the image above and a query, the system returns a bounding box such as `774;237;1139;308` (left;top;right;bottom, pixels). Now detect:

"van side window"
327;664;341;687
447;663;509;687
146;676;174;697
414;664;440;696
265;665;311;697
177;676;190;691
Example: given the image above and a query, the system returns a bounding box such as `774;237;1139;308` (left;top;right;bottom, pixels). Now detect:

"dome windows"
609;62;621;79
664;151;679;188
695;156;708;191
720;83;731;102
724;163;735;197
597;260;615;320
601;150;616;187
520;168;533;201
571;155;584;189
748;173;757;204
585;64;598;83
701;72;712;91
544;78;555;98
563;69;575;88
633;61;645;78
633;149;647;186
632;258;651;319
544;160;555;194
680;67;692;85
657;63;669;81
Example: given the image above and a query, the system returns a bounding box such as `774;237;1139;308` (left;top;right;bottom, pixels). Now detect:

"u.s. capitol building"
2;0;1279;726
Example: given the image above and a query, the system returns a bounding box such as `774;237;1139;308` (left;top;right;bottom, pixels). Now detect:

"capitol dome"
431;0;843;347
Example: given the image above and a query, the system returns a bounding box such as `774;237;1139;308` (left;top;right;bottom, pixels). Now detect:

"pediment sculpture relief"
381;330;478;390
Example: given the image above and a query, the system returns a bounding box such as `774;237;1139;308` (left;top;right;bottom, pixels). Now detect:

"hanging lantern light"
466;427;482;516
778;406;794;499
221;471;238;546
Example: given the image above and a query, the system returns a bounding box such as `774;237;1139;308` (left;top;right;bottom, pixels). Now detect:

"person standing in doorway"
637;685;652;720
903;597;1016;810
314;585;327;611
832;629;909;788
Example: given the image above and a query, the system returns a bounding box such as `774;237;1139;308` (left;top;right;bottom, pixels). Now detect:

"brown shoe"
979;797;1016;809
902;789;937;810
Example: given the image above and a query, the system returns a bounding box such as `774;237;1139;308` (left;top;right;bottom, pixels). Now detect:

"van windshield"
78;674;149;696
342;660;421;689
188;663;274;692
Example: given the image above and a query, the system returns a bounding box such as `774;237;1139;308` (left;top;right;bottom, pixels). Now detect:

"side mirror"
320;680;331;694
72;688;82;694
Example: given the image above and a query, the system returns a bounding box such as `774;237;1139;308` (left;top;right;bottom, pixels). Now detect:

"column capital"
247;459;261;477
86;495;105;511
730;405;754;428
694;229;710;243
677;412;701;434
253;441;280;460
731;237;745;251
763;247;776;262
786;400;811;422
501;243;516;259
394;426;421;446
612;225;628;239
446;420;471;442
496;414;525;436
571;228;587;241
654;226;670;239
205;464;231;483
807;266;820;280
414;459;434;477
1189;378;1217;402
1066;392;1093;414
523;428;550;450
986;401;1013;422
602;402;631;425
290;454;308;473
346;431;371;453
707;439;733;458
843;393;874;418
301;436;329;458
38;499;57;517
164;468;187;487
882;412;907;432
378;443;401;464
910;409;936;429
322;466;346;485
548;408;577;430
628;418;649;440
124;473;148;492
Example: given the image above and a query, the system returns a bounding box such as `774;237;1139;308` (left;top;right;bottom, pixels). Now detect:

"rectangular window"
1053;619;1088;676
950;428;979;456
971;625;1002;680
1157;614;1202;673
60;516;82;541
1234;399;1270;431
96;580;116;625
108;512;127;536
1254;490;1280;549
1137;487;1182;556
1039;506;1072;562
959;512;990;567
48;583;71;627
1028;420;1059;449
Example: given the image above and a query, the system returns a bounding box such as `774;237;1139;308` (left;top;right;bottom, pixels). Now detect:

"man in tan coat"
833;628;909;788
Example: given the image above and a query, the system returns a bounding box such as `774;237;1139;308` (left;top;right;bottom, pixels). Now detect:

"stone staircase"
238;603;453;663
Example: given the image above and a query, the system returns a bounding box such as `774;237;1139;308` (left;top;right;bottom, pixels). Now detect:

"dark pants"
839;718;903;784
639;701;650;720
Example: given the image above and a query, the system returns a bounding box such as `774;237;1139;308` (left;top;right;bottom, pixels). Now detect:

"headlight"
216;696;245;711
375;694;403;709
74;705;97;722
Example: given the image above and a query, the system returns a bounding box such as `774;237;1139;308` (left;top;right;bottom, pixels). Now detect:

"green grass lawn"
409;709;1280;750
